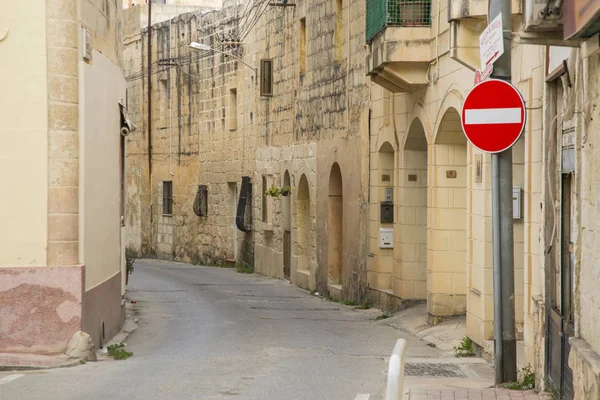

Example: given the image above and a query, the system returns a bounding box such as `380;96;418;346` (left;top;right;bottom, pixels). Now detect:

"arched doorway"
400;118;428;299
283;171;292;280
296;174;310;276
429;107;467;317
375;142;394;290
281;170;292;280
328;163;343;286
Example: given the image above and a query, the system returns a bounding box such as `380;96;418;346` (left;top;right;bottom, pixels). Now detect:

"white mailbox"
513;186;522;219
380;228;394;249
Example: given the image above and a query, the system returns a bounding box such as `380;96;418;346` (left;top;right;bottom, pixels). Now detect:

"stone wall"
124;6;255;265
124;0;371;300
569;37;600;400
247;0;371;299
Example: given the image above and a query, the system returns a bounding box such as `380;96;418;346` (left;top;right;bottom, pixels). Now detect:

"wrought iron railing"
366;0;432;42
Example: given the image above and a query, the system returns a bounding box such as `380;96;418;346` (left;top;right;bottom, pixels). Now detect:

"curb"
0;357;82;372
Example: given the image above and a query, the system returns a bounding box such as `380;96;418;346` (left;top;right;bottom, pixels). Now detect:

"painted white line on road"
464;107;521;124
354;394;371;400
0;374;24;385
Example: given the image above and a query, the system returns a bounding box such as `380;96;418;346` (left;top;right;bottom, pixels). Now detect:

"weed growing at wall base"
107;343;133;360
236;262;254;274
502;365;535;391
355;299;372;309
454;336;475;357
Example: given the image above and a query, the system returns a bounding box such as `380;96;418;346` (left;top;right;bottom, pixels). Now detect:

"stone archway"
398;118;428;299
372;142;395;291
428;107;467;318
283;170;292;280
328;163;343;287
295;174;310;276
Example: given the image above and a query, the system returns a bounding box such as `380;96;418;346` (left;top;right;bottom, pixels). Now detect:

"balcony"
366;0;432;93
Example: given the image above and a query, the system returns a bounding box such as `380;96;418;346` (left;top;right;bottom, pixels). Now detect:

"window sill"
162;214;173;217
260;221;273;232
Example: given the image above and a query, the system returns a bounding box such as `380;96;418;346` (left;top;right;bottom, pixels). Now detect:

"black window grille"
163;181;173;215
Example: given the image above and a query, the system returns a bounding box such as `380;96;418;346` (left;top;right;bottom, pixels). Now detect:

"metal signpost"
462;5;521;384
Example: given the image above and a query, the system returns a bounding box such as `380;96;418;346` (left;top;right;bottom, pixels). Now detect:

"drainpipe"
169;18;174;177
147;0;154;228
435;0;441;80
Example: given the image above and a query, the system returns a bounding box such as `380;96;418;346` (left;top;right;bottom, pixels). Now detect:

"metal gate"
546;173;574;400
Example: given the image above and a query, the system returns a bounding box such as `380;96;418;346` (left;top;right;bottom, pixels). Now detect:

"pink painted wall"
0;266;83;354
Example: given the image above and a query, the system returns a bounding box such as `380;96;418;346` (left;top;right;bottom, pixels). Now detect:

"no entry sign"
461;79;526;153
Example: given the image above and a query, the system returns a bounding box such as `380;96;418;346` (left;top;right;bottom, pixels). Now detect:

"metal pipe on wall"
147;0;153;223
169;18;174;177
147;0;152;182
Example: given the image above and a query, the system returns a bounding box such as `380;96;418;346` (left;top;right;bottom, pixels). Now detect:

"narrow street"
0;260;445;400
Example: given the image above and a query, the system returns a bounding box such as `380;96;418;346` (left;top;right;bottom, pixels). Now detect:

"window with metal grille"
162;181;173;215
260;59;273;96
193;185;208;217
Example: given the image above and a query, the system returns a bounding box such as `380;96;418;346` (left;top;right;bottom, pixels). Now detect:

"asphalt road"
0;259;441;400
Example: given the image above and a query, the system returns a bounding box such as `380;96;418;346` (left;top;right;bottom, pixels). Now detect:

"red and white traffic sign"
461;79;526;154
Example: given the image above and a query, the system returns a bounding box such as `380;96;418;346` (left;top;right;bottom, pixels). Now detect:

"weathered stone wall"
577;46;600;357
247;0;371;299
125;6;255;265
569;39;600;400
125;0;370;300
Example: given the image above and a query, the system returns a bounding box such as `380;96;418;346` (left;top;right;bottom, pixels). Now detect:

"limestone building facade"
124;2;256;267
1;0;129;354
123;0;600;397
124;0;371;299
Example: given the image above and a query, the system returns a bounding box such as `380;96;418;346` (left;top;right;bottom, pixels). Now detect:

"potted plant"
280;186;291;196
265;184;281;198
265;185;292;198
125;247;137;286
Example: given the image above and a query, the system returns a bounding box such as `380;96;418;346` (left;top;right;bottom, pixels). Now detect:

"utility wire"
239;0;270;40
125;44;227;82
238;0;268;39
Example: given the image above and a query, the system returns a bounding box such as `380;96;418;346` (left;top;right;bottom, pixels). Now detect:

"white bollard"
385;338;407;400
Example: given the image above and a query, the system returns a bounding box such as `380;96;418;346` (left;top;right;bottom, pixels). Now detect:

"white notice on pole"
479;13;504;71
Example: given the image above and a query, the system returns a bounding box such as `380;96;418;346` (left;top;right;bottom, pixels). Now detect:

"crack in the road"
259;317;364;322
251;306;342;311
192;283;272;287
237;294;304;299
128;289;189;293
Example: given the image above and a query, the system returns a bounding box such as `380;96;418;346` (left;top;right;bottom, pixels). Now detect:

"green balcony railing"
366;0;432;42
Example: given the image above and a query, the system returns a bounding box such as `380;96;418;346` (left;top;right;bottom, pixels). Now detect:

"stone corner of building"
569;337;600;400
